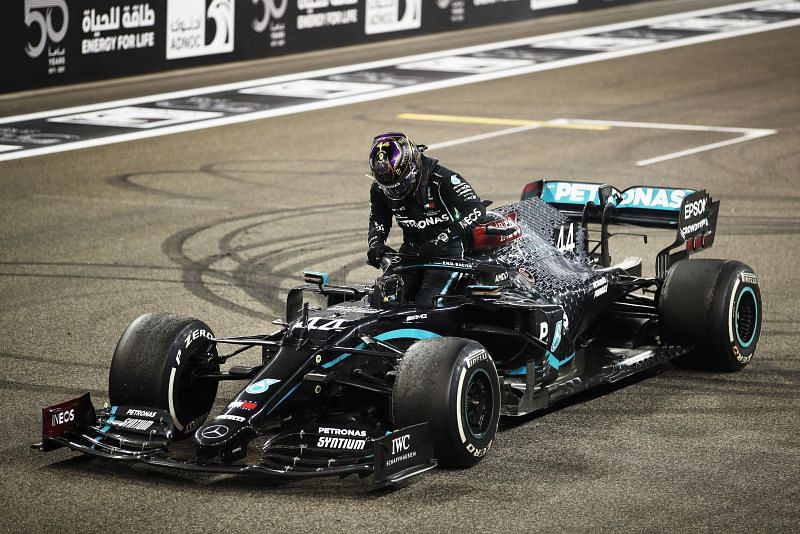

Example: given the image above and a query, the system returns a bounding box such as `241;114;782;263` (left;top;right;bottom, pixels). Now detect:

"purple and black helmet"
368;132;422;201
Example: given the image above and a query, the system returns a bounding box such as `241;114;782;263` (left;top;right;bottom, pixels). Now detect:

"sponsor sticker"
23;0;70;75
297;0;358;30
365;0;422;35
80;4;156;56
166;0;235;60
200;424;229;439
677;191;710;240
245;378;281;395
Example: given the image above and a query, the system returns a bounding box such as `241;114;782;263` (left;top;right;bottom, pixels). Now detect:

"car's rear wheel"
393;337;500;467
108;313;219;439
659;259;762;371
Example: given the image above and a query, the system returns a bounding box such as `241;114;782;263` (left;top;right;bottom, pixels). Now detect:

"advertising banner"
0;0;639;94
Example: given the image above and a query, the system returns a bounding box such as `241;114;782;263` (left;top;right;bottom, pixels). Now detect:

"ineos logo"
252;0;288;32
200;424;229;439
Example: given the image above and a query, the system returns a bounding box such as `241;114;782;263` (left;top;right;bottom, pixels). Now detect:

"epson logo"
684;197;707;219
51;409;75;426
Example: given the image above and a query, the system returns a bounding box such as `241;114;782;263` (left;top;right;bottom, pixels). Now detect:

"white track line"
558;119;777;166
425;117;777;165
635;130;776;166
427;123;545;151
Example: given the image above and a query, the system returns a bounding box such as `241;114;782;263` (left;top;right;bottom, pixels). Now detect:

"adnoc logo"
245;378;281;395
365;0;422;35
166;0;235;60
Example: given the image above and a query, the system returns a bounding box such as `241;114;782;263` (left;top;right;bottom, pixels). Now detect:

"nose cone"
195;421;234;446
194;418;254;448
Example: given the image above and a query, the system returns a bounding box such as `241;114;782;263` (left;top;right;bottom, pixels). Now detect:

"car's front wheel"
108;313;219;439
393;337;501;467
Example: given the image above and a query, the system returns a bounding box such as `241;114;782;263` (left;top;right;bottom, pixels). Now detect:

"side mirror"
465;285;502;299
303;271;329;286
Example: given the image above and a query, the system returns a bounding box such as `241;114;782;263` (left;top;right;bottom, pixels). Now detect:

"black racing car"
36;180;762;485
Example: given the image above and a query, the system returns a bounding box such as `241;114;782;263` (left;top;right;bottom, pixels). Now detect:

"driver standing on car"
366;132;487;308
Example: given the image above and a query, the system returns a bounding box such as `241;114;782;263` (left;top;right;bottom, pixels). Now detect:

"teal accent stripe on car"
547;351;575;369
320;328;441;369
735;286;759;348
267;383;302;415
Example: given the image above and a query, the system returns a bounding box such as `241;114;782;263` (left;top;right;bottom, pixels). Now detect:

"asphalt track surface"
1;1;798;532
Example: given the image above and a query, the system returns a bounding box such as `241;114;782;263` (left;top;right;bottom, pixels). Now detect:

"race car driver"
366;131;487;307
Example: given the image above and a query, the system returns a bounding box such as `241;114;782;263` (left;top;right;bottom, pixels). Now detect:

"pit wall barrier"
1;0;640;94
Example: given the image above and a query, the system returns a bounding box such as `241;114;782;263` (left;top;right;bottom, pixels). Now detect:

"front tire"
108;313;219;438
393;337;501;468
659;259;762;371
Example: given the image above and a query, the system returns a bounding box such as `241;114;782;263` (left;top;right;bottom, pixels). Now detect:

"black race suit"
368;155;486;307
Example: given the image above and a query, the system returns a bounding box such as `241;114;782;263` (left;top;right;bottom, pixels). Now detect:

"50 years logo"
252;0;288;32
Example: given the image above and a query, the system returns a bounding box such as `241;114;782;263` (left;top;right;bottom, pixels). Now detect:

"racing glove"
367;242;385;268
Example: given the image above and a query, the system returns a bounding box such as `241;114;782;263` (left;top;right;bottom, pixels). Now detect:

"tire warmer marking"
456;367;468;444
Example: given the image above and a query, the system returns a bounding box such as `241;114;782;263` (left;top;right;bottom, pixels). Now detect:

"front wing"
34;393;436;485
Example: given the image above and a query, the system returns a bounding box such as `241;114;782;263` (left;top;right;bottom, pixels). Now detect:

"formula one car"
37;180;762;484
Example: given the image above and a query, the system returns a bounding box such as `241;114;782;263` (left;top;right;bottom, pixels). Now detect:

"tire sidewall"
160;320;218;436
712;267;762;370
445;344;501;465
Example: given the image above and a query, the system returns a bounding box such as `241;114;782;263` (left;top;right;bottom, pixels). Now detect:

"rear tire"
108;313;219;439
393;337;500;468
659;259;762;371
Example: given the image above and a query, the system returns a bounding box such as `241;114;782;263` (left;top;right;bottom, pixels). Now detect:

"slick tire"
659;259;762;372
109;313;219;439
393;337;500;468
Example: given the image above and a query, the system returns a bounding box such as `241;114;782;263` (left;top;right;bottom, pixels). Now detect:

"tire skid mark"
108;158;364;201
0;379;106;398
163;201;369;319
0;352;107;370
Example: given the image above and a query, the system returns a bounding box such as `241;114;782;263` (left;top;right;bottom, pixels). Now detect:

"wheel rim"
464;368;493;439
735;287;758;348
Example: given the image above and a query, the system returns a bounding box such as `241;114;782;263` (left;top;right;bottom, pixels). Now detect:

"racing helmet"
368;132;422;201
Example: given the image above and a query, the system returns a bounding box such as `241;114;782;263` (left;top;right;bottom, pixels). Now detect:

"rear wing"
522;180;719;277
